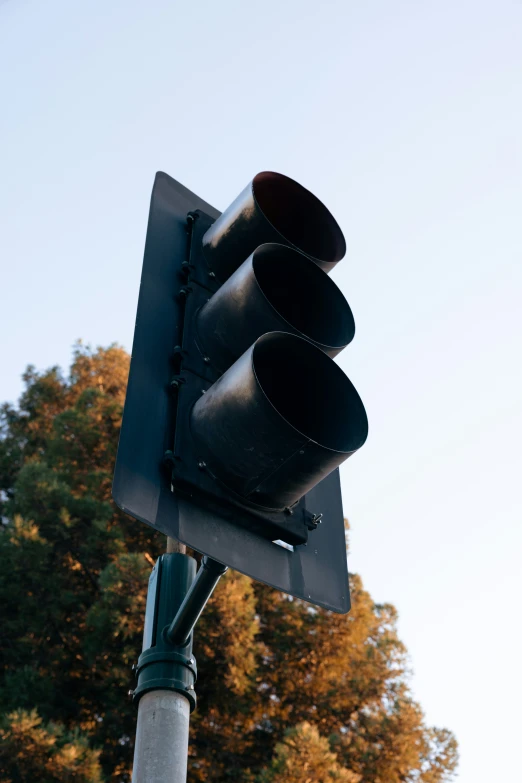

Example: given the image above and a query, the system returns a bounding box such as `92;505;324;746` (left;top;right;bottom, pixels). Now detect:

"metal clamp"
132;646;197;712
132;554;199;712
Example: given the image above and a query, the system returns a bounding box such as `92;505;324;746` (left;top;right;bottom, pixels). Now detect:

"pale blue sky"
1;1;521;780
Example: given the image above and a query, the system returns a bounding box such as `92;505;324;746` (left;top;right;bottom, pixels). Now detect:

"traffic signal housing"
113;172;368;612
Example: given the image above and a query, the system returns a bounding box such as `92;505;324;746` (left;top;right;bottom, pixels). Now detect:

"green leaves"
0;709;103;783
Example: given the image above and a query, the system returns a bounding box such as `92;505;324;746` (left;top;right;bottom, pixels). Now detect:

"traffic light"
113;171;368;613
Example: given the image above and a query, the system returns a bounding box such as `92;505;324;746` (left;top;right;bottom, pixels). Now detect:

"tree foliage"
259;721;360;783
0;344;458;782
0;709;102;783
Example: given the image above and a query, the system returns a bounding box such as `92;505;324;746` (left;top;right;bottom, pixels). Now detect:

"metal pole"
131;537;190;783
132;690;190;783
166;538;186;555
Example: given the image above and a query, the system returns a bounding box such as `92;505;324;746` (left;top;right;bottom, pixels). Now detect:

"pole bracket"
167;556;228;647
132;646;197;712
131;553;199;712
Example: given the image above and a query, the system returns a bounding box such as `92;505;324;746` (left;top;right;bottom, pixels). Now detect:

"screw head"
197;460;207;470
169;378;181;394
208;271;216;279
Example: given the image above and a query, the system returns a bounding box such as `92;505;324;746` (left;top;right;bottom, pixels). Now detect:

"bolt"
197;460;207;470
203;356;210;364
169;378;182;395
284;507;294;516
208;271;216;279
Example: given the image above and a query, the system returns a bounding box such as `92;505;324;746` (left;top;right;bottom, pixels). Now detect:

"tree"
258;722;360;783
0;709;103;783
0;344;458;782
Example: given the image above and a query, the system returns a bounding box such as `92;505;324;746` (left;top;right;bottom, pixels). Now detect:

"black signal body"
166;209;318;546
113;172;368;614
195;243;355;372
201;171;346;281
190;332;367;510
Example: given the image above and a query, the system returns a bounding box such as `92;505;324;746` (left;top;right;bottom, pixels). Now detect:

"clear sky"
1;1;521;780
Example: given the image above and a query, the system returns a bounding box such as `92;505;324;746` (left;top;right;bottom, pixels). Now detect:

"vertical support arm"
131;549;227;783
132;550;196;783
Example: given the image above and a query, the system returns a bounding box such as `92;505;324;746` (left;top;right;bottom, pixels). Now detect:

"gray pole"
131;538;190;783
132;690;190;783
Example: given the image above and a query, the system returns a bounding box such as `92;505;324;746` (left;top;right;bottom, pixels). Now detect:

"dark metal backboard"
113;172;350;613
